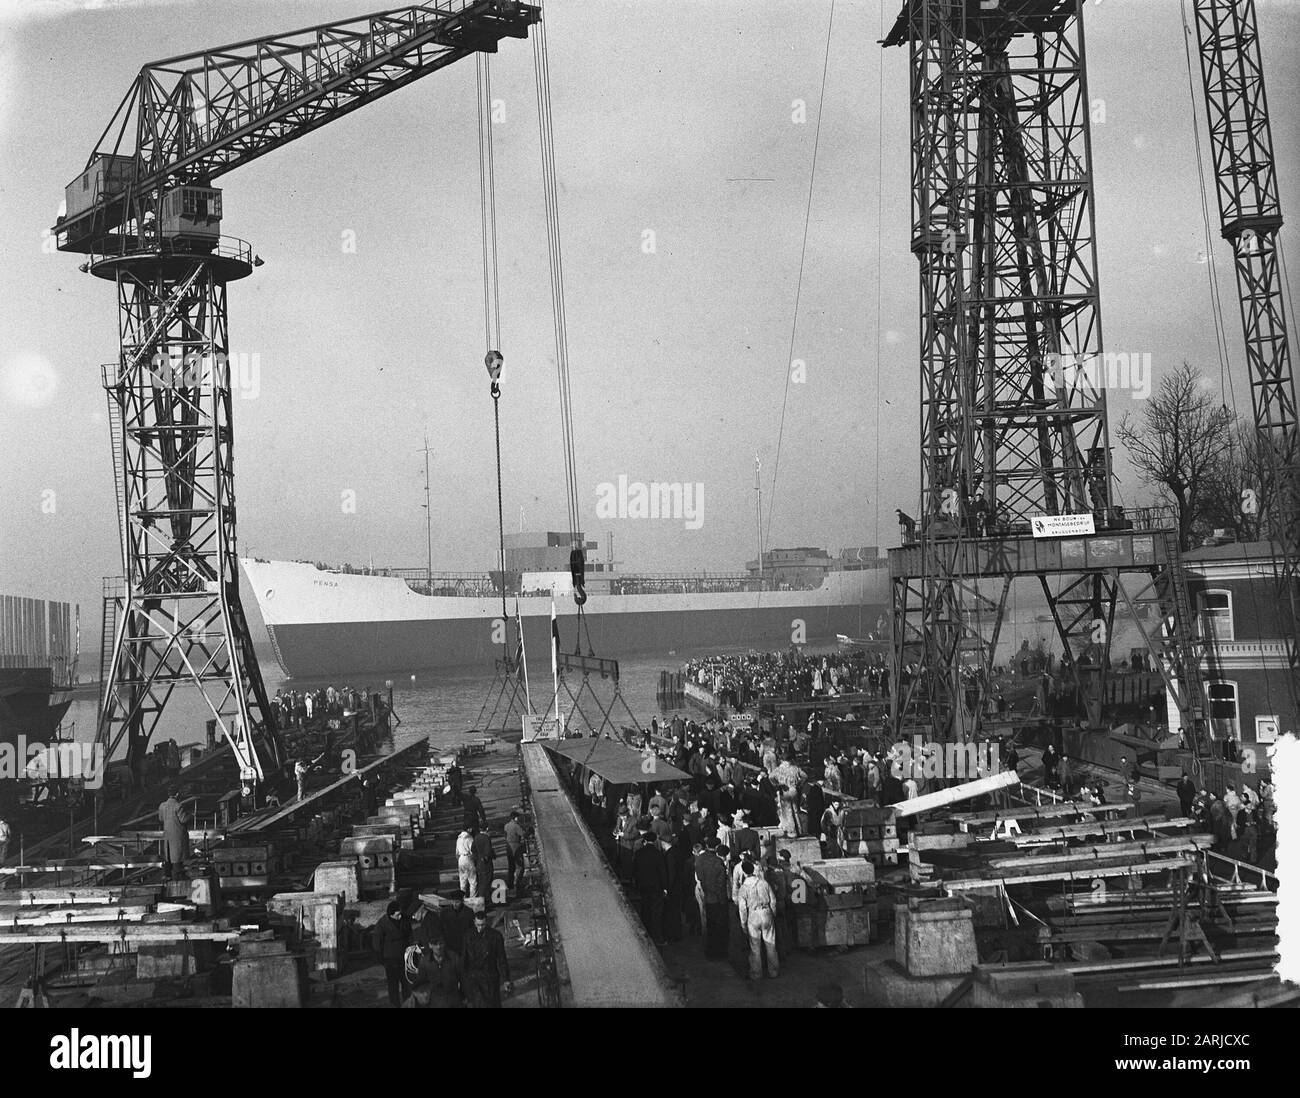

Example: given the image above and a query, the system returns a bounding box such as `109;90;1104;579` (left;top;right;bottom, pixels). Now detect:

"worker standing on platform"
462;785;487;833
295;758;308;801
373;899;409;1008
439;890;474;956
455;829;476;897
0;815;10;864
405;937;464;1008
632;824;669;943
471;827;494;902
694;838;729;959
158;789;189;880
462;911;511;1008
504;809;527;895
737;859;779;980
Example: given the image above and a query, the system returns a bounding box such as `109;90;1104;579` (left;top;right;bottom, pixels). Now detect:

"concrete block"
970;963;1084;1008
314;859;360;903
232;953;306;1008
894;900;978;977
863;960;966;1007
797;907;874;947
239;937;289;957
340;835;395;858
135;941;212;980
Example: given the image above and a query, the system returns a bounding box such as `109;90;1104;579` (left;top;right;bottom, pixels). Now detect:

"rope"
532;2;581;547
874;0;884;546
767;0;836;550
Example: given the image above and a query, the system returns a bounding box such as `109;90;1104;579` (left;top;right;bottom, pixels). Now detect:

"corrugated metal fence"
0;594;75;682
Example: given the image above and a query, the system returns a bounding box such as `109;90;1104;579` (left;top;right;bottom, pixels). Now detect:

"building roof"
545;738;690;786
1182;540;1283;564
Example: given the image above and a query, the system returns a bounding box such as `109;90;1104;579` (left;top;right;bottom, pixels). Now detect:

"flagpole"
517;598;532;714
550;599;560;736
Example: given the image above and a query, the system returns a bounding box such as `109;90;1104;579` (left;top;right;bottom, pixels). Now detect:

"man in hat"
731;811;760;860
504;809;527;895
462;910;511;1008
438;891;474;956
158;788;189;881
736;859;779;980
694;837;730;959
462;785;487;833
471;826;494;902
1176;771;1197;819
649;802;672;843
373;899;409;1008
822;755;842;793
632;821;670;943
406;935;464;1008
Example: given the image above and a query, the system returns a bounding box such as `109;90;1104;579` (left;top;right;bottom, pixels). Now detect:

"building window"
1205;680;1239;740
1198;588;1234;642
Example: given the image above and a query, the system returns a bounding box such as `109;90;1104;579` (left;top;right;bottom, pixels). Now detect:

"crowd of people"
369;779;526;1008
683;649;891;710
372;893;513;1009
272;684;381;728
559;708;960;982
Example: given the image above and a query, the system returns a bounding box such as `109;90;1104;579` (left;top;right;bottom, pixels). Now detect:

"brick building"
1182;540;1298;767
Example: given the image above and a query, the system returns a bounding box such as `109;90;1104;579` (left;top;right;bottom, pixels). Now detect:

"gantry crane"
1191;0;1300;716
53;1;540;787
884;1;1212;756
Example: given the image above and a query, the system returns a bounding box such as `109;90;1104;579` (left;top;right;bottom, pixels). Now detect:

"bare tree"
1116;362;1234;550
1200;419;1271;543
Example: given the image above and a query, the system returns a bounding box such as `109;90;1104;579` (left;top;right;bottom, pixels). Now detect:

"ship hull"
243;559;890;679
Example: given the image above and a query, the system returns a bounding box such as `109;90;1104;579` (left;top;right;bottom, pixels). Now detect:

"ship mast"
419;432;434;591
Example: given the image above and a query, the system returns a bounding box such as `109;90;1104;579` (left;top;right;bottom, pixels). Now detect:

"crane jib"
53;1;541;254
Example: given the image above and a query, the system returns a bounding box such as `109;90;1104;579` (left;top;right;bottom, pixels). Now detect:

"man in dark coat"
633;828;670;943
804;781;826;841
1176;771;1197;819
462;785;487;833
731;812;761;860
462;910;511;1008
694;839;730;959
158;790;189;880
406;938;464;1008
471;828;495;902
438;891;475;956
372;900;409;1008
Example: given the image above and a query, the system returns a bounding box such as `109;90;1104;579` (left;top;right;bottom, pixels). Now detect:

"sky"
3;0;1300;645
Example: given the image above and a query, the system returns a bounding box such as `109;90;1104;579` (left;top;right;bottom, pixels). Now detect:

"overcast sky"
3;0;1300;634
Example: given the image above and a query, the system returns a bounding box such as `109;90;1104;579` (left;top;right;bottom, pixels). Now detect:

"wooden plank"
1003;816;1194;845
985;836;1208;869
891;770;1019;818
0;860;165;875
941;857;1196;890
0;886;162;907
239;737;429;832
952;800;1134;827
0;905;156;928
0;927;239;944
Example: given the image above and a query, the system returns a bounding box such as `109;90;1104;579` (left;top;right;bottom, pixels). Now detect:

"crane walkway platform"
521;742;677;1007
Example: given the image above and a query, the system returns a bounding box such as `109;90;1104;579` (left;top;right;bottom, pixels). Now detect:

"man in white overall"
736;858;779;980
